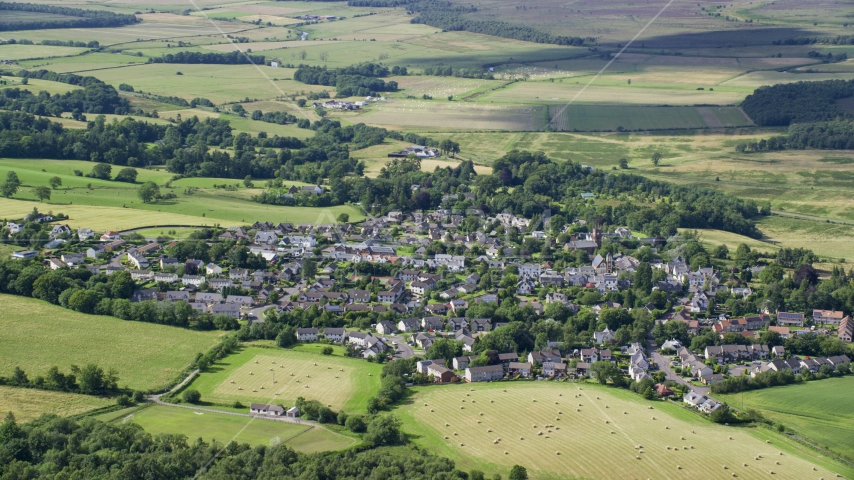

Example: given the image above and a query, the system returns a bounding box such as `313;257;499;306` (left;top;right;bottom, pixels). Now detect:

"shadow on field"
640;27;820;49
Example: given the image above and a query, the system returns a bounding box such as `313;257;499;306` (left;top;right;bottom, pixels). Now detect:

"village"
3;207;852;416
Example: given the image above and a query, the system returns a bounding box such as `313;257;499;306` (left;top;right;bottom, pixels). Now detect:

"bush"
345;414;367;433
116;395;133;407
321;346;333;355
182;389;201;404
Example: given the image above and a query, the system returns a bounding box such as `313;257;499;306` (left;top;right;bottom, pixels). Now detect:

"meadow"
0;294;223;392
719;377;854;461
0;158;364;230
550;105;753;132
184;345;383;413
0;386;113;422
397;382;853;480
104;404;356;451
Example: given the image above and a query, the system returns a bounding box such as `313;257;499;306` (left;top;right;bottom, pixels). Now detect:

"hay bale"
576;409;580;412
460;406;464;409
255;360;259;364
637;456;641;460
766;440;771;444
504;451;508;455
605;420;609;424
556;451;560;455
444;436;449;439
681;436;685;440
490;400;494;403
611;431;615;434
665;426;669;429
778;452;783;456
230;380;234;383
488;428;492;432
249;372;253;375
520;437;524;440
775;461;780;465
430;409;434;412
652;417;656;420
538;431;543;436
445;423;450;426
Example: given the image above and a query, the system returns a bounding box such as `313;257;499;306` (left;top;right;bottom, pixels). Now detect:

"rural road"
771;210;854;226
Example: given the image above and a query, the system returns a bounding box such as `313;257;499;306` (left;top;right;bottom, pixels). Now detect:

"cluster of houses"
249;403;300;418
294;326;392;359
387;145;441;159
312;100;361;110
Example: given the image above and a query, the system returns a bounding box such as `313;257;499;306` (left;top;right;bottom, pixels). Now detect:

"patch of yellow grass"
0;386;112;422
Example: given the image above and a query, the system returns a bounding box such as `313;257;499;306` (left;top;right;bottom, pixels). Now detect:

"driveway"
646;337;709;396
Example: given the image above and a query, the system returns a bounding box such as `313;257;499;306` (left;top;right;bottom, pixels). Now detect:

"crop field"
0;386;113;422
398;382;852;480
185;346;383;413
0;44;88;61
550;105;752;132
351;99;540;131
112;405;356;451
0;295;222;391
719;377;854;461
0;76;81;96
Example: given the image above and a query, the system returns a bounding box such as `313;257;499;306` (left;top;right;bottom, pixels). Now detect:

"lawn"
116;405;355;451
0;386;113;422
185;345;383;413
0;294;223;392
719;377;854;461
396;382;852;480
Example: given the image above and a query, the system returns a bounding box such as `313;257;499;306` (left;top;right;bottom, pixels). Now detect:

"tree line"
422;65;495;79
741;79;854;126
148;51;266;65
773;35;854;45
293;64;399;97
0;2;138;31
1;364;119;395
736;119;854;152
410;7;591;47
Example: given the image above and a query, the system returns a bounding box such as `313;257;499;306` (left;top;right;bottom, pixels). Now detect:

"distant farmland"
549;105;753;132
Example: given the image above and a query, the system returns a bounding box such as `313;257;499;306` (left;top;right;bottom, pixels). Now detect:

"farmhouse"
250;404;285;416
465;365;504;382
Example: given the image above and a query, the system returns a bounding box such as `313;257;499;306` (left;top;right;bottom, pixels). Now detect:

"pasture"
0;295;222;391
0;158;364;229
111;405;356;451
398;382;852;480
719;377;854;461
0;386;113;422
185;346;383;413
549;105;752;132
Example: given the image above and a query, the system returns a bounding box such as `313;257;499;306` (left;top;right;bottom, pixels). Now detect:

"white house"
77;228;95;241
296;327;319;341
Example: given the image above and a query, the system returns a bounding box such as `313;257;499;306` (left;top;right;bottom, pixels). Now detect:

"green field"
550;105;753;132
0;386;113;422
185;345;383;413
0;158;364;230
104;404;356;451
719;377;854;461
0;294;223;391
397;382;853;480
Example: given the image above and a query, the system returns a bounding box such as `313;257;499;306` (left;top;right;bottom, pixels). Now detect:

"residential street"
384;335;415;359
646;336;709;397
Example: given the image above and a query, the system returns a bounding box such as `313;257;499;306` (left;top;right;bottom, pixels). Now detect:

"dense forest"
773;34;854;45
293;64;399;97
410;9;591;46
0;2;138;31
149;51;266;65
741;79;854;126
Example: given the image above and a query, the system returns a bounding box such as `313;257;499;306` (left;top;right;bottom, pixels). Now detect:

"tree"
137;181;160;203
1;170;20;198
87;163;112;180
32;186;51;202
364;414;406;446
182;389;202;404
302;257;317;280
759;263;785;284
619;158;628;169
589;361;623;386
276;325;296;347
345;414;367;433
509;465;528;480
652;152;662;166
114;167;138;183
634;262;652;295
48;176;62;189
337;213;349;223
243;175;254;188
321;346;333;355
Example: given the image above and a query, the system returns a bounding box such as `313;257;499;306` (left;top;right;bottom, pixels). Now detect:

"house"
776;311;805;327
425;303;448;315
323;327;346;343
229;269;249;281
416;359;445;374
813;309;844;326
574;362;590;376
349;289;371;303
131;289;157;302
453;356;473;370
296;327;319;341
131;270;153;281
593;327;614;344
10;250;36;260
209;278;234;291
771;346;786;358
196;292;224;304
86;245;106;258
507;362;532;378
527;349;562;365
376;321;396;335
839;316;853;343
470;317;492;332
427;363;455;383
465;365;504;382
100;231;122;242
579;348;599;363
700;373;724;385
414;332;435;350
497;352;519;368
250;403;285;416
181;275;205;287
683;391;706;407
768;325;791;339
286;406;300;417
397;318;420;333
654;383;674;397
447;317;468;331
154;272;178;283
77;228;95;241
422;316;444;331
542;361;567;378
225;295;254;307
165;291;190;302
206;263;223;275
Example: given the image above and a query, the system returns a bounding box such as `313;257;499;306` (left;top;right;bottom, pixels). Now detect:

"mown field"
397;382;853;480
0;158;364;230
0;386;113;422
101;404;356;451
549;105;753;132
185;345;383;413
0;295;223;391
719;377;854;461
